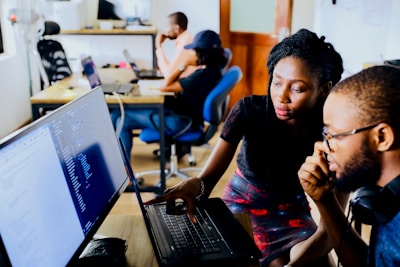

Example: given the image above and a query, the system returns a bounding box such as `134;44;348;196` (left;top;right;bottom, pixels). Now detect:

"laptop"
81;55;134;94
123;49;164;79
0;87;130;267
119;141;261;267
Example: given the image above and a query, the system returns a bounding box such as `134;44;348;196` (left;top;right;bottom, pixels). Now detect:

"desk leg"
152;33;157;69
158;104;166;194
31;105;41;121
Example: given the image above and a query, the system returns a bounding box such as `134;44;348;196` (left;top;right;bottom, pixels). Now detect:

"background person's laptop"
119;142;261;267
123;49;164;79
81;55;133;94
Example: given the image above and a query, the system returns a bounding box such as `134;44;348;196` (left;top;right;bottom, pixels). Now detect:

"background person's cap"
184;30;222;50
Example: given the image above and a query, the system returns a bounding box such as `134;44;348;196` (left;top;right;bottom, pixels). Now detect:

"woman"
111;30;228;162
145;29;344;266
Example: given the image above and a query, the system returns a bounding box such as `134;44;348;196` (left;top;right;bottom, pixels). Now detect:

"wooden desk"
60;28;157;68
96;214;260;267
31;69;167;194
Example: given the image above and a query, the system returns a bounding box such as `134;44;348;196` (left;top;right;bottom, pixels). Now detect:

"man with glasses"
298;65;400;267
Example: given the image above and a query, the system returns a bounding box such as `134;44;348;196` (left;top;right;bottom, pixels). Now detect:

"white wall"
291;0;315;33
312;0;398;77
0;0;33;138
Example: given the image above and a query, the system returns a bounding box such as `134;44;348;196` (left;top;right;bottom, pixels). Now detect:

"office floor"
109;126;371;248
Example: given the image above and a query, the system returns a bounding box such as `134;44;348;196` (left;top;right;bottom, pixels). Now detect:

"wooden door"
220;0;293;110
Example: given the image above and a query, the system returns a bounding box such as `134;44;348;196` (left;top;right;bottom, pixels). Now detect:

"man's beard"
334;138;381;193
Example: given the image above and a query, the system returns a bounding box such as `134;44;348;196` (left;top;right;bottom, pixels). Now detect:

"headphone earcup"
350;186;382;225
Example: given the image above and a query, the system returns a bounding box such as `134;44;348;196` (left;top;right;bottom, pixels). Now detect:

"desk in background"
30;69;167;194
96;214;260;267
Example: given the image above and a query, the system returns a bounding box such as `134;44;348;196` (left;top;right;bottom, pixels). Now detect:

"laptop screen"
123;49;140;74
0;88;129;267
81;56;102;89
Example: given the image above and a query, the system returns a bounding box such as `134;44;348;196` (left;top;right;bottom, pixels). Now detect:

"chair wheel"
137;177;144;186
189;161;196;166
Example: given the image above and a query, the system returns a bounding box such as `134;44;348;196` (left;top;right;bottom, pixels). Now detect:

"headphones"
350;176;400;225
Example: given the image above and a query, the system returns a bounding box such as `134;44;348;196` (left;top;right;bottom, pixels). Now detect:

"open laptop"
123;49;164;79
0;87;130;267
119;141;261;267
81;55;134;94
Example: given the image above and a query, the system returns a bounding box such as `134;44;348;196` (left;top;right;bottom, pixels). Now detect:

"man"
298;65;400;266
155;12;194;80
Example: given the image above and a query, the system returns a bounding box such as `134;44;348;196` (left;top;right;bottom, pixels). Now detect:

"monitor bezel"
0;87;130;266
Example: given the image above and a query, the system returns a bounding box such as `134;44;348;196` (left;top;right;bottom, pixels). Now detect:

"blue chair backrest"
203;65;242;126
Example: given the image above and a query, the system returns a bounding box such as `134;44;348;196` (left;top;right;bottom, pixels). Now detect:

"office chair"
36;21;72;88
136;66;243;181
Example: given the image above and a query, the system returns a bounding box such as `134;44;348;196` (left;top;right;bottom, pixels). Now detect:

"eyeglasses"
322;123;380;151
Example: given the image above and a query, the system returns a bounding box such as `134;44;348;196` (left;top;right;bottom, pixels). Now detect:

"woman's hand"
144;177;203;223
298;141;335;201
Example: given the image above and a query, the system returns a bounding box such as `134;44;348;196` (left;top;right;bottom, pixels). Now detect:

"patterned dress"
220;95;322;266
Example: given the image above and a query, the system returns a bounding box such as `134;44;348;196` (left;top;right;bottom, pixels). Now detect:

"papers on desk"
138;80;174;96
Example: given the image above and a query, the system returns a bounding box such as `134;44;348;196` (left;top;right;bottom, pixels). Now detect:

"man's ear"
173;24;180;34
374;123;395;151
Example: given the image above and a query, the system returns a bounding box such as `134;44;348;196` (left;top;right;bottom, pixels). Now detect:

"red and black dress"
220;95;322;266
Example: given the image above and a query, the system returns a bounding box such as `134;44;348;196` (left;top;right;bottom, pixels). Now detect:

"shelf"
61;28;157;35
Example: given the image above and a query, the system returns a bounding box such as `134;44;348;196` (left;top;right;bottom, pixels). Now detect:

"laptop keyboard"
160;206;222;255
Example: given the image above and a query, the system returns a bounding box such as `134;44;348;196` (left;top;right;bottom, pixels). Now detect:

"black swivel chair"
37;21;72;88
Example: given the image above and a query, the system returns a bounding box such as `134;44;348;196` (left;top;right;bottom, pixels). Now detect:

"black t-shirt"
221;95;322;200
164;66;222;128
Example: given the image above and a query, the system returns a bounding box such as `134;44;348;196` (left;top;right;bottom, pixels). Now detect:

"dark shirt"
165;66;222;128
373;211;400;266
221;95;321;201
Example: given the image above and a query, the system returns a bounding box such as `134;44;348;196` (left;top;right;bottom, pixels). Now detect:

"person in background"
155;11;195;80
145;29;345;267
298;65;400;267
112;30;227;163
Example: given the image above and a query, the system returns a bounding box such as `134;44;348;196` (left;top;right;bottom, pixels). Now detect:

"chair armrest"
149;111;194;140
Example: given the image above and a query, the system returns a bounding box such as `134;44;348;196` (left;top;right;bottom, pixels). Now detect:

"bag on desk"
75;237;127;267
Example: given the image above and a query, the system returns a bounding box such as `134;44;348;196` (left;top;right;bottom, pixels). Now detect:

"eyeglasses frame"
322;123;381;151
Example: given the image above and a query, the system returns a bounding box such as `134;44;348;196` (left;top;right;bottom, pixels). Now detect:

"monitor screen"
0;87;129;267
97;0;152;22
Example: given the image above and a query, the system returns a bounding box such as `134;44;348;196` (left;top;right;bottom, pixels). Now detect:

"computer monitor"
97;0;152;23
0;87;129;267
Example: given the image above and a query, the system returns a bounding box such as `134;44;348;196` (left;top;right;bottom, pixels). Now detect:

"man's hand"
155;33;168;49
298;141;335;201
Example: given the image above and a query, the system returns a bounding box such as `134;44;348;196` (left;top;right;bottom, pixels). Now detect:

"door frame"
220;0;293;46
219;0;293;108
